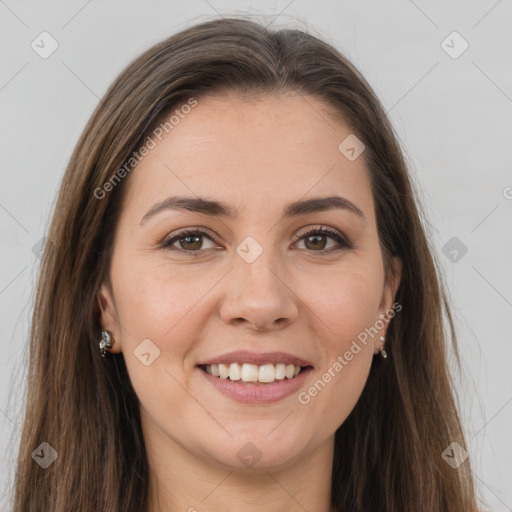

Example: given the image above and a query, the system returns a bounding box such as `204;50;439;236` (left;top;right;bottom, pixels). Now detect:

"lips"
196;350;314;403
197;350;313;368
199;365;313;404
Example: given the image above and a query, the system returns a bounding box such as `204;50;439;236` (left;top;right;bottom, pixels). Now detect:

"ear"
97;281;122;353
375;256;402;349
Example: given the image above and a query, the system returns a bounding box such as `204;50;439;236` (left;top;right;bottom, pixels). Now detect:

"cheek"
110;258;222;407
111;260;207;426
294;261;382;423
300;262;384;344
112;257;215;341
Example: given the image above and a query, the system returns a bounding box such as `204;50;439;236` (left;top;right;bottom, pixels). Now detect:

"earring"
99;330;114;357
379;335;388;359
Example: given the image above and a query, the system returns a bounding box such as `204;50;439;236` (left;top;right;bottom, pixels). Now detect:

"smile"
201;362;305;384
197;350;314;403
198;364;313;404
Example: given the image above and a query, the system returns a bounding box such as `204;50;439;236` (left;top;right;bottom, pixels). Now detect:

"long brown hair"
10;16;481;511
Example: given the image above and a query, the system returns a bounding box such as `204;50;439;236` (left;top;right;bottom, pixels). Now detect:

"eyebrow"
140;195;366;225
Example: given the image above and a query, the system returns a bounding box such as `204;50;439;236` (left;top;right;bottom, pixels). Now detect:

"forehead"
121;92;374;222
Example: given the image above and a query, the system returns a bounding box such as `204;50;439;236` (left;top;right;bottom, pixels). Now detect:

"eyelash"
160;225;353;255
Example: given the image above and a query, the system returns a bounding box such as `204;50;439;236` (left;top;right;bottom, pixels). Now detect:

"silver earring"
99;330;114;357
379;336;388;358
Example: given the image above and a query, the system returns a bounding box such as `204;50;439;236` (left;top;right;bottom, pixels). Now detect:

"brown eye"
161;229;219;252
303;233;329;250
295;226;352;252
179;234;203;251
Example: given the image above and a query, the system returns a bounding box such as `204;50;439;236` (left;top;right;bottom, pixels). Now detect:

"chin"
198;426;311;472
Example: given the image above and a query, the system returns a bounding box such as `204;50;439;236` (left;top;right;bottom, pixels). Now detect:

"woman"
11;17;481;511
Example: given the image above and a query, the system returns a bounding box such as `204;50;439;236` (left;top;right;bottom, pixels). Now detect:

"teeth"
228;363;241;381
241;364;259;382
205;362;303;383
219;363;229;379
258;364;275;383
275;363;286;380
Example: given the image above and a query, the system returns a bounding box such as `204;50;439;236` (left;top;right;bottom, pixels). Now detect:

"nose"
219;253;299;332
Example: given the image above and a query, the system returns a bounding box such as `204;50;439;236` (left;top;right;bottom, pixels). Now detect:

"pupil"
307;234;325;250
182;236;201;250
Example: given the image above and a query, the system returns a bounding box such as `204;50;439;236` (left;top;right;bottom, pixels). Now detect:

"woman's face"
99;92;401;472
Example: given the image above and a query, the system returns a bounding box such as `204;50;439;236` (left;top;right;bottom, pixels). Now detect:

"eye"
294;225;352;252
161;228;220;253
160;225;352;255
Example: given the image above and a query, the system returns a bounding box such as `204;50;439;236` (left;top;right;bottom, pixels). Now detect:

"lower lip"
199;367;313;404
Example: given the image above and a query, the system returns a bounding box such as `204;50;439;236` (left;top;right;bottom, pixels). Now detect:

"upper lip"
198;350;313;368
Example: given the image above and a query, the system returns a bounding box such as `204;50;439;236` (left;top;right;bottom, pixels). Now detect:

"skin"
98;91;402;512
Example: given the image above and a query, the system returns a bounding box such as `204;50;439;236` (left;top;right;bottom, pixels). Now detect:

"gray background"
1;0;511;510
